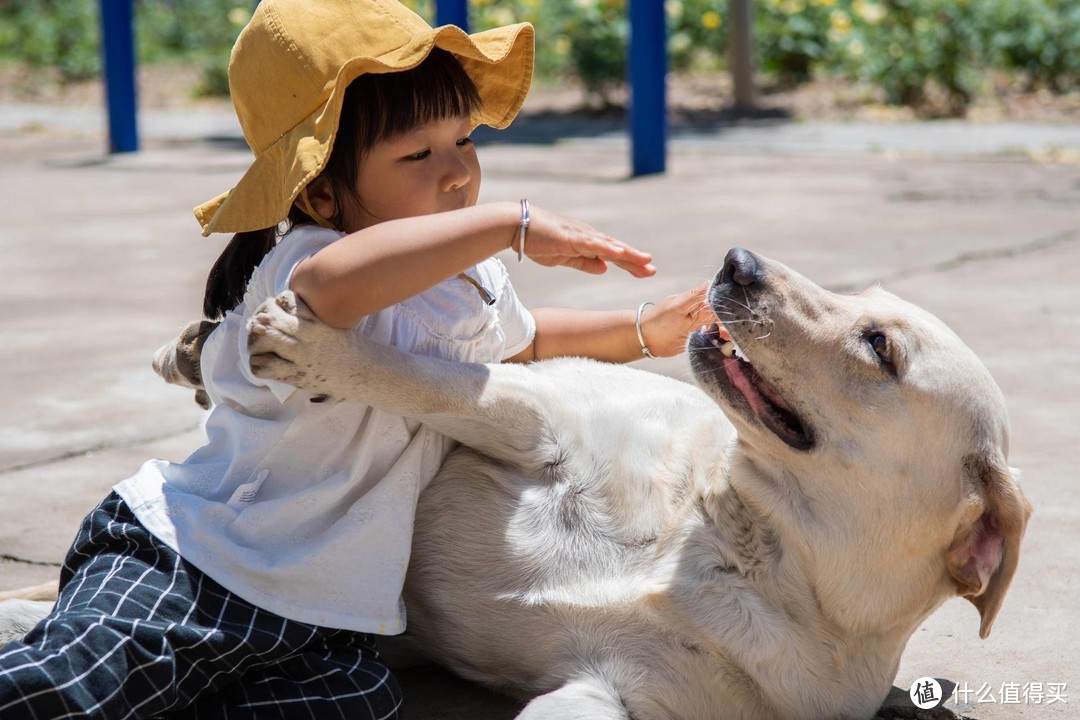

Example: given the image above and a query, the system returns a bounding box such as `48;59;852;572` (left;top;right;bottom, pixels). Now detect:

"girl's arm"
291;202;655;329
507;283;712;363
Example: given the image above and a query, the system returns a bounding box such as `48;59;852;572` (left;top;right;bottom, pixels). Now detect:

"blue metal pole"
628;0;667;176
435;0;469;31
100;0;139;153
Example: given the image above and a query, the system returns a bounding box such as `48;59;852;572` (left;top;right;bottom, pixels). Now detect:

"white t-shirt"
114;225;535;634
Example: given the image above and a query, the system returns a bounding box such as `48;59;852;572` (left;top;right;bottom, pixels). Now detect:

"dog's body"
0;250;1030;719
240;249;1030;719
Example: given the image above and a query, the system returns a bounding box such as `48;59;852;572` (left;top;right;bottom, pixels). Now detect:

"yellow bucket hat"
194;0;534;236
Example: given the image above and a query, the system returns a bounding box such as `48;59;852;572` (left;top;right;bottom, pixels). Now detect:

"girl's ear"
296;177;337;227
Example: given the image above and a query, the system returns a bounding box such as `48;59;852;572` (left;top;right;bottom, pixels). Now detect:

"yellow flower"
555;36;572;56
852;0;887;24
670;31;692;54
228;6;250;27
829;9;852;34
701;10;721;30
489;7;516;25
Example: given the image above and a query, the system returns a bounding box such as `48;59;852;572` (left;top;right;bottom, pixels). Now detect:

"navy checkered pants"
0;492;402;719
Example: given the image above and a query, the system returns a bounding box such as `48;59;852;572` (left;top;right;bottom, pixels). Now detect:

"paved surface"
1;99;1078;718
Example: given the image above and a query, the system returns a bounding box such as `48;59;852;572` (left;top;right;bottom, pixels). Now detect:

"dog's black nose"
718;247;763;287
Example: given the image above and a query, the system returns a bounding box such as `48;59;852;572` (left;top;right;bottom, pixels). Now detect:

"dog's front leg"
246;292;554;468
516;678;631;720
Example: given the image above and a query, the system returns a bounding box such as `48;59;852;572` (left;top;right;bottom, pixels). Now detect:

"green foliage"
0;0;249;90
468;0;726;99
2;0;101;81
468;0;629;100
976;0;1080;92
666;0;727;73
3;0;1080;114
835;0;984;116
754;0;833;86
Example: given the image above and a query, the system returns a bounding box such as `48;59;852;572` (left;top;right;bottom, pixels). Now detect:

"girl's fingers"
611;260;657;278
692;281;716;323
569;257;609;274
579;237;653;276
601;238;651;266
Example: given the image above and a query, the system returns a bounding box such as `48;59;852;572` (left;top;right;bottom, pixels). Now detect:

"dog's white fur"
0;251;1031;719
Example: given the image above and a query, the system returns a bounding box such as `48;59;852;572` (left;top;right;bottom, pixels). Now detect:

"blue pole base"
100;0;139;153
628;0;667;176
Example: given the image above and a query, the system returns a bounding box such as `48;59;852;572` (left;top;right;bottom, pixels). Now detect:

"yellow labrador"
238;248;1031;719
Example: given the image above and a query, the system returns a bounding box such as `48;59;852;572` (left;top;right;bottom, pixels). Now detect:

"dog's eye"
867;332;891;364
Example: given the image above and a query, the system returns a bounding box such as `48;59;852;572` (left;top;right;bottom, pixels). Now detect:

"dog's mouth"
690;323;814;451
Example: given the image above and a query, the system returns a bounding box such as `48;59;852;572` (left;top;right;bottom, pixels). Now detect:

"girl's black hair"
203;48;483;320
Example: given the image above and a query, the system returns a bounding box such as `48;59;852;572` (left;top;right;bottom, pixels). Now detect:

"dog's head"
690;248;1032;639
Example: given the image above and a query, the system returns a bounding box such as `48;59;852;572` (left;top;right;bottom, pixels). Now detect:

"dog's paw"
153;319;219;408
246;291;342;396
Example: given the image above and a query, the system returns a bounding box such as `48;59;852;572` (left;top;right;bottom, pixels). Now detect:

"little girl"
0;1;708;717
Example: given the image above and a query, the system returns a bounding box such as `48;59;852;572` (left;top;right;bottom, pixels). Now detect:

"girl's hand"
519;207;656;278
639;281;714;358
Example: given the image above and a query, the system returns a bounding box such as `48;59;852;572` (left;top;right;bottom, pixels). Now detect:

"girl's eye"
406;149;431;161
456;135;473;147
867;332;891;364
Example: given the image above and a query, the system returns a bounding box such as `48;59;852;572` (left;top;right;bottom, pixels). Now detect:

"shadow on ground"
190;104;794;154
397;666;969;720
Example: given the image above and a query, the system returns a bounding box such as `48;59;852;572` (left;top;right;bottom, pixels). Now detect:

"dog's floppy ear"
946;455;1032;639
152;319;220;409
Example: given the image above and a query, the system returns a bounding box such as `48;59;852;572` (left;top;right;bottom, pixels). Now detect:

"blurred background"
2;0;1079;124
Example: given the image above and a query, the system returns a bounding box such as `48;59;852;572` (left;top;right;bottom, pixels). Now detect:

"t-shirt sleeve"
491;260;536;360
237;226;343;403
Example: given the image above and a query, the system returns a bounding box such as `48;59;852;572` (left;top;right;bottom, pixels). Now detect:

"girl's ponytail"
202;226;278;320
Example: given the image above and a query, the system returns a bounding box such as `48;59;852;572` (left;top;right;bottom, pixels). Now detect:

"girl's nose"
442;156;472;192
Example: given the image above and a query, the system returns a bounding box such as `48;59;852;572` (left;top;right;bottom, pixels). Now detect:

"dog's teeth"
701;325;709;334
720;341;735;358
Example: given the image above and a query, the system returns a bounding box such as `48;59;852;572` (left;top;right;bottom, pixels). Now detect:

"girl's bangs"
370;49;483;144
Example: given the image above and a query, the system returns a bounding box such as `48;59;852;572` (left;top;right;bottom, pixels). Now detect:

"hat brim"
195;21;534;236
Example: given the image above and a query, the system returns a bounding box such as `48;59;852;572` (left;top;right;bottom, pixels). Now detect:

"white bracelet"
517;198;530;263
636;301;657;359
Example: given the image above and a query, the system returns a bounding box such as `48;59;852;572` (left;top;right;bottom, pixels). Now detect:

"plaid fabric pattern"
0;492;402;720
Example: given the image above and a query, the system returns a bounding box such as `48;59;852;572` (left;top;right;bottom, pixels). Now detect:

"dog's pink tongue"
723;355;794;415
723;357;771;417
753;372;793;412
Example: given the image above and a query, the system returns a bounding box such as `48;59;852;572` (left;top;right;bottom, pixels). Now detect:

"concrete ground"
1;100;1077;718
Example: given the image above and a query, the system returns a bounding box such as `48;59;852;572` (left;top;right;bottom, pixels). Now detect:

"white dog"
0;249;1031;719
241;248;1031;719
